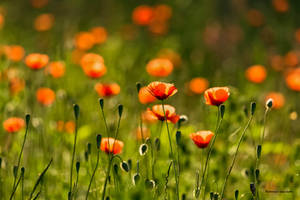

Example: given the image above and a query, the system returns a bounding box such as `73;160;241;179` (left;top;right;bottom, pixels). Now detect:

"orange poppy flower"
147;81;177;100
30;0;49;8
141;110;158;124
157;49;181;67
246;9;264;27
284;51;298;68
3;117;25;133
3;45;25;62
188;77;209;94
36;88;56;106
75;32;95;50
132;5;154;26
153;4;172;22
135;126;151;140
46;61;65;78
94;83;120;97
190;131;214;148
270;55;284;71
90;26;108;44
34;13;54;31
146;58;173;77
9;77;25;95
148;104;179;123
285;68;300;91
148;21;168;35
25;53;49;70
80;53;106;78
245;65;267;83
272;0;289;13
0;13;4;29
265;92;285;109
138;86;156;104
204;87;230;106
64;120;75;134
71;49;85;64
100;137;124;155
56;120;65;132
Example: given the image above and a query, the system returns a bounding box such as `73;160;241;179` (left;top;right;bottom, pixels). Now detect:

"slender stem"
220;115;254;199
21;172;24;200
198;106;222;198
102;156;113;200
9;173;22;200
161;101;179;200
69;117;78;199
86;150;100;200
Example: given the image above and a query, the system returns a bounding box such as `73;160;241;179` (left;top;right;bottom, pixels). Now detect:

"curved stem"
69;118;78;199
86;150;100;200
101;156;113;200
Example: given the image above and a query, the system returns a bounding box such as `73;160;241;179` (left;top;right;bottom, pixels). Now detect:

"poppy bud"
133;173;140;185
243;106;248;117
136;82;141;93
257;145;262;159
84;151;89;162
105;196;110;200
113;164;119;175
235;190;239;200
21;167;25;175
120;161;130;172
97;134;102;149
73;104;80;120
99;98;104;109
210;192;214;200
181;194;186;200
220;104;225;119
25;114;31;126
255;169;260;180
139;143;148;156
154;138;160;151
76;161;80;173
178;115;188;129
251;102;256;115
87;143;92;155
13;165;18;178
266;99;273;109
213;193;219;200
250;183;256;196
118;104;123;118
145;179;155;189
176;131;181;145
127;159;132;171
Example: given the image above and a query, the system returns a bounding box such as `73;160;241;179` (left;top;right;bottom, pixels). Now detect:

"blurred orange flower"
36;88;56;106
71;49;85;64
30;0;49;8
46;61;65;78
80;53;106;78
3;45;25;62
138;86;156;104
158;49;181;67
34;13;54;31
270;55;284;71
64;120;75;134
148;104;179;123
25;53;49;70
9;77;25;95
100;137;124;155
0;13;4;29
75;32;95;50
135;126;150;140
56;120;65;132
272;0;289;13
245;65;267;83
148;21;168;35
146;58;173;77
246;9;264;27
295;29;300;44
94;83;120;97
188;77;209;95
204;87;230;106
285;68;300;91
90;26;107;44
141;110;158;124
284;51;298;68
147;81;177;100
190;131;214;148
3;117;25;133
132;5;154;26
265;92;285;109
153;4;172;22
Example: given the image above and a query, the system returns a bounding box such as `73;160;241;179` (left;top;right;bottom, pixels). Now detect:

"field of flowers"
0;0;300;199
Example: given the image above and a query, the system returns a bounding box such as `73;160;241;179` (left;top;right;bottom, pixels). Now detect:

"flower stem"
86;150;100;200
69;117;78;199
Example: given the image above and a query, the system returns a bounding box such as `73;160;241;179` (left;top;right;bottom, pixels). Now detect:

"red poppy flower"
80;53;106;78
204;87;230;106
100;137;124;155
36;87;56;106
132;5;154;26
46;61;65;78
148;104;179;124
190;131;214;148
3;117;25;133
138;86;156;104
94;83;120;97
147;81;177;100
25;53;49;70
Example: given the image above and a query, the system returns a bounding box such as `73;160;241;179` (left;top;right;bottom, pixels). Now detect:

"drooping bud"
73;104;80;120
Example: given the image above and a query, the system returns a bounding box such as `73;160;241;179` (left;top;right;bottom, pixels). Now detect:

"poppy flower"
190;131;214;148
135;126;151;140
158;49;181;67
284;51;298;68
148;21;168;35
30;0;49;8
146;58;173;77
34;13;54;31
0;13;4;29
285;68;300;91
100;137;124;155
148;104;179;123
36;88;56;106
46;61;65;78
153;4;172;22
147;81;177;100
3;45;25;62
9;77;25;95
71;49;85;64
270;55;284;71
25;53;49;70
204;87;230;106
3;117;25;133
80;53;106;78
94;83;120;97
56;120;65;132
64;120;75;134
75;32;95;50
132;5;154;26
246;9;264;27
272;0;289;13
90;26;108;44
188;77;209;95
265;92;285;109
245;65;267;83
138;86;156;104
141;110;158;124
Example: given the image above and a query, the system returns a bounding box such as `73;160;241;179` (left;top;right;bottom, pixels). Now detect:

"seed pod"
120;161;130;172
266;99;273;109
139;143;148;156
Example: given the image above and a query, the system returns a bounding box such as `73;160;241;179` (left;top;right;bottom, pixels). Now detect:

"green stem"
161;101;179;200
86;150;100;200
69;117;79;199
9;173;22;200
102;156;113;200
220;115;254;199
